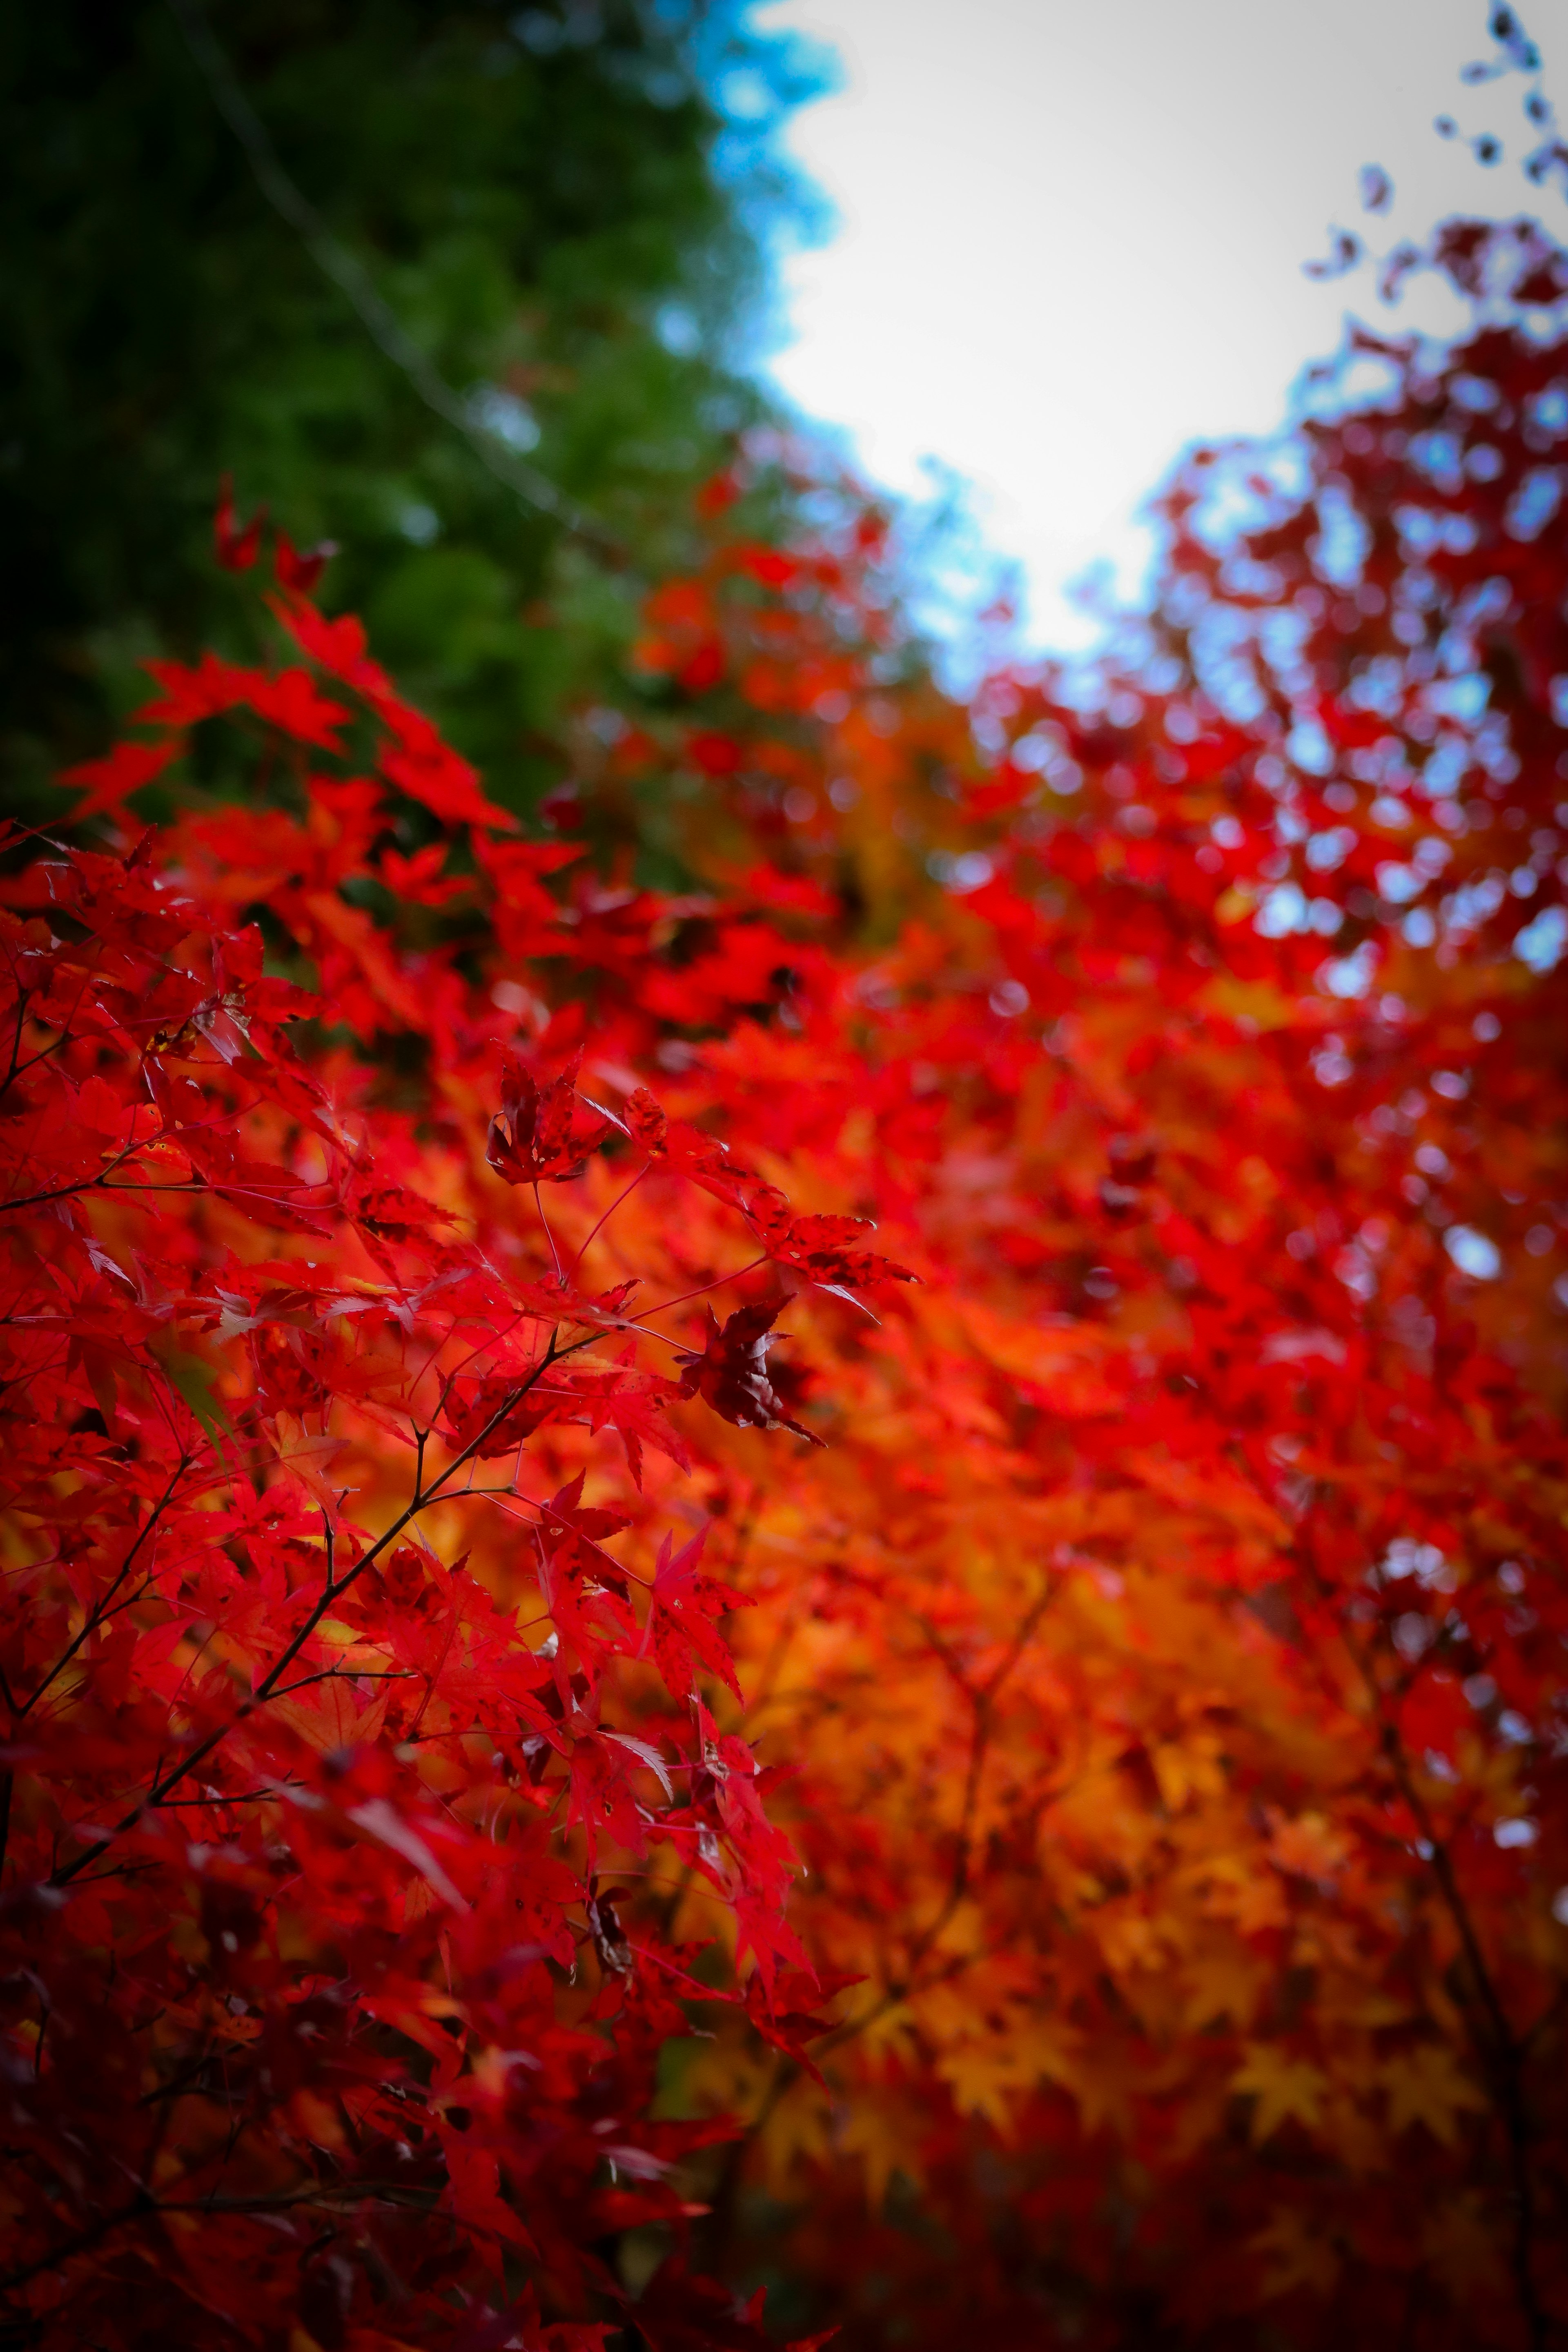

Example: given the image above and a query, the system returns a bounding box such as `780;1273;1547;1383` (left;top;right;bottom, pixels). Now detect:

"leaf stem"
568;1161;648;1277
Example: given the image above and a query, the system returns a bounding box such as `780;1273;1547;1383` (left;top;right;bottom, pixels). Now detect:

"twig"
22;1463;189;1716
534;1183;564;1279
568;1162;648;1277
643;1255;769;1318
813;1579;1058;2057
1291;1536;1546;2352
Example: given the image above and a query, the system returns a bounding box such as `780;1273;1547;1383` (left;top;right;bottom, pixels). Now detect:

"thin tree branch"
21;1463;189;1716
163;0;624;556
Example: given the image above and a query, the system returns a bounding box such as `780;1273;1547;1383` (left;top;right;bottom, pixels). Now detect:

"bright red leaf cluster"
0;572;879;2350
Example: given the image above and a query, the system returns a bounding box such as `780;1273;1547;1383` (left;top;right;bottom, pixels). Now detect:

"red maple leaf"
746;1185;915;1292
487;1051;626;1185
673;1302;822;1443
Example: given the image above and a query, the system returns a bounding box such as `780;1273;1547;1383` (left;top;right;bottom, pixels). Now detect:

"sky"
753;0;1566;650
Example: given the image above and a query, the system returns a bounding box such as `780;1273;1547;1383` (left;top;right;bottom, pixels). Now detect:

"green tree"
0;0;825;815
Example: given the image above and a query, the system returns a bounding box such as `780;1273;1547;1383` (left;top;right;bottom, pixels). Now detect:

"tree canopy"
6;212;1568;2348
0;0;823;817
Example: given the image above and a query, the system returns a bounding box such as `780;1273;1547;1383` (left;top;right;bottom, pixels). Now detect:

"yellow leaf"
1232;2046;1327;2141
1381;2046;1487;2147
838;2101;919;2210
1179;1947;1265;2033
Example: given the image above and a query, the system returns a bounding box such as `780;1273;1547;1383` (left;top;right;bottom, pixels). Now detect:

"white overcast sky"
753;0;1566;648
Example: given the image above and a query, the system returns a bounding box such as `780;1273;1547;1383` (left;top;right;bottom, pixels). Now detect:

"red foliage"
7;215;1568;2352
574;223;1568;2352
0;560;856;2348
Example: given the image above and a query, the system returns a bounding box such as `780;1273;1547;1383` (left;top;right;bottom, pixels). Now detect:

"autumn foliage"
6;218;1568;2350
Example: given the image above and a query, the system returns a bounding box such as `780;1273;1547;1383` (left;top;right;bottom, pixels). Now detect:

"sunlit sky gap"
749;0;1566;651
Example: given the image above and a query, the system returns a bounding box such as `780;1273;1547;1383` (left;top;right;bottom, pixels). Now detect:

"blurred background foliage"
0;0;831;819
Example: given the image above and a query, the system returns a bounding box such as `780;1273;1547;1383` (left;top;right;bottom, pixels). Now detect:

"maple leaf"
643;1527;747;1701
742;1965;860;2085
379;722;519;833
214;473;265;571
746;1184;915;1292
535;1471;638;1613
268;1410;350;1511
624;1084;755;1208
379;841;470;907
1232;2048;1328;2143
60;737;183;819
272;527;335;596
673;1303;823;1443
345;1796;468;1909
487;1050;626;1185
136;650;350;750
573;1358;692;1488
1380;2046;1488;2146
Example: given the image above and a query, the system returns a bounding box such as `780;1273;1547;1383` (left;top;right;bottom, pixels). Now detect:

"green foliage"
0;0;821;815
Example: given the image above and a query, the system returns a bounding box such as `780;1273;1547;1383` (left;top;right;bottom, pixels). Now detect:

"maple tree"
0;530;871;2349
550;216;1568;2348
7;210;1568;2352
